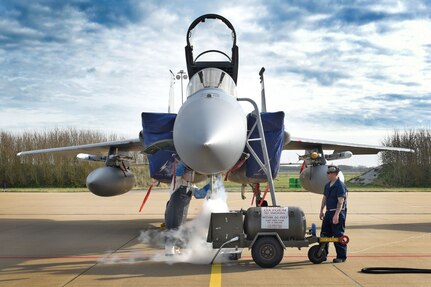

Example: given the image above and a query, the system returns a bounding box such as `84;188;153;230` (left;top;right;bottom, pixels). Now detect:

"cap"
327;165;340;174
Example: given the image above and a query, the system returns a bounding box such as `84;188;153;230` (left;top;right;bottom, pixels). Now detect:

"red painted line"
344;255;431;258
242;255;431;259
0;255;154;260
2;254;431;260
0;256;101;259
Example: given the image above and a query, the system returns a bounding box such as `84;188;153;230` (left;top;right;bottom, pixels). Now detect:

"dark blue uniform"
321;178;347;259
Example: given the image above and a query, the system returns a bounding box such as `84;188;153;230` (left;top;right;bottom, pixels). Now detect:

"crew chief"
319;165;347;263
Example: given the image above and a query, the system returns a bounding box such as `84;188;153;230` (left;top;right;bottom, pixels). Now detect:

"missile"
77;153;106;162
325;151;353;161
173;68;247;175
298;152;321;161
77;153;133;163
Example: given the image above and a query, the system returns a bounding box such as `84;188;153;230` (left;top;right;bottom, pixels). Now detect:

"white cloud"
1;0;430;166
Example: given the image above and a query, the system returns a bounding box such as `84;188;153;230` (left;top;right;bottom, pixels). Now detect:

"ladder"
237;97;277;206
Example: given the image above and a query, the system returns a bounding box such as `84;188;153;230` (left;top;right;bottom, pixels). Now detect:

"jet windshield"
186;68;237;98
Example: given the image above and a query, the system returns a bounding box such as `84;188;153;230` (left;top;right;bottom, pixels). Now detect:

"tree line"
1;128;429;188
379;129;431;187
0;129;151;188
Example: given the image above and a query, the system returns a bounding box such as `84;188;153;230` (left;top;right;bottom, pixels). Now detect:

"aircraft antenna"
168;70;175;113
259;67;267;112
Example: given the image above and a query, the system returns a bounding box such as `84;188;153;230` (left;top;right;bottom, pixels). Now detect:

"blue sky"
1;0;430;166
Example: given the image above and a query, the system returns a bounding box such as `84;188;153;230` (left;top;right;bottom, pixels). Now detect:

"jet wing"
17;138;143;156
284;134;414;154
143;139;175;155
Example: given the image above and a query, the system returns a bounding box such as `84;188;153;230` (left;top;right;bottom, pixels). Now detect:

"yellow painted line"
209;263;222;287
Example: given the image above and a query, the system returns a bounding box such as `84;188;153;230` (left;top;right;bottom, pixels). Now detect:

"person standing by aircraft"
164;161;210;255
319;165;348;263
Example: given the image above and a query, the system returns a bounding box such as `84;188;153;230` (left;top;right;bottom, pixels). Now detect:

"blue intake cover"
246;112;285;179
141;112;177;181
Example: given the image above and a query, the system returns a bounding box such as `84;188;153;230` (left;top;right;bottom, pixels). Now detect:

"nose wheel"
308;244;328;264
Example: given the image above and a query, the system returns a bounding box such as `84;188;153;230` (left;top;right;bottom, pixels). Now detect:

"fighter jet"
18;14;412;220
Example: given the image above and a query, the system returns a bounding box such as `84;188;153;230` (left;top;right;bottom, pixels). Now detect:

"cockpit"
186;68;237;98
185;14;239;85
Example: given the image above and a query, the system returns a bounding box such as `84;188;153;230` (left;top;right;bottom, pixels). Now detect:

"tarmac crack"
61;234;139;287
332;264;363;287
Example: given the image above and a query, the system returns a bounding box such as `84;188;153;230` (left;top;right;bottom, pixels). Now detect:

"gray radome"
173;89;247;174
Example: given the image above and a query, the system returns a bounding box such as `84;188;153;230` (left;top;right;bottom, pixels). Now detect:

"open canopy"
185;14;239;84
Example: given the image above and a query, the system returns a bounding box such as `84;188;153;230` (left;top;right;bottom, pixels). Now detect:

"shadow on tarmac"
0;217;324;281
2;217;430;282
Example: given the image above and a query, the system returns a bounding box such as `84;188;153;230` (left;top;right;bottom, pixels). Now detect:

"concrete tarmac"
0;191;430;286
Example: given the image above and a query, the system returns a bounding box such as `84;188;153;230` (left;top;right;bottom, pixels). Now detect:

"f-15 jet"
18;14;412;227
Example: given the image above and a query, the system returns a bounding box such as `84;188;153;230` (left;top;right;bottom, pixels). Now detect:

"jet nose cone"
173;90;247;174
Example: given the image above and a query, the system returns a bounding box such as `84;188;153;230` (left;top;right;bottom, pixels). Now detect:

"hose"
361;267;431;274
210;236;240;264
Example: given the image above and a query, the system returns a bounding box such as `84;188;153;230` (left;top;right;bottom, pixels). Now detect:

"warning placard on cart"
261;207;289;229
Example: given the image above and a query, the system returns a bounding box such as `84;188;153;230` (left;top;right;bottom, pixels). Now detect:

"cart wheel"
308;245;327;264
251;236;284;268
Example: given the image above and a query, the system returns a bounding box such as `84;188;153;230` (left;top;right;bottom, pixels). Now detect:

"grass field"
3;187;89;193
5;172;431;192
